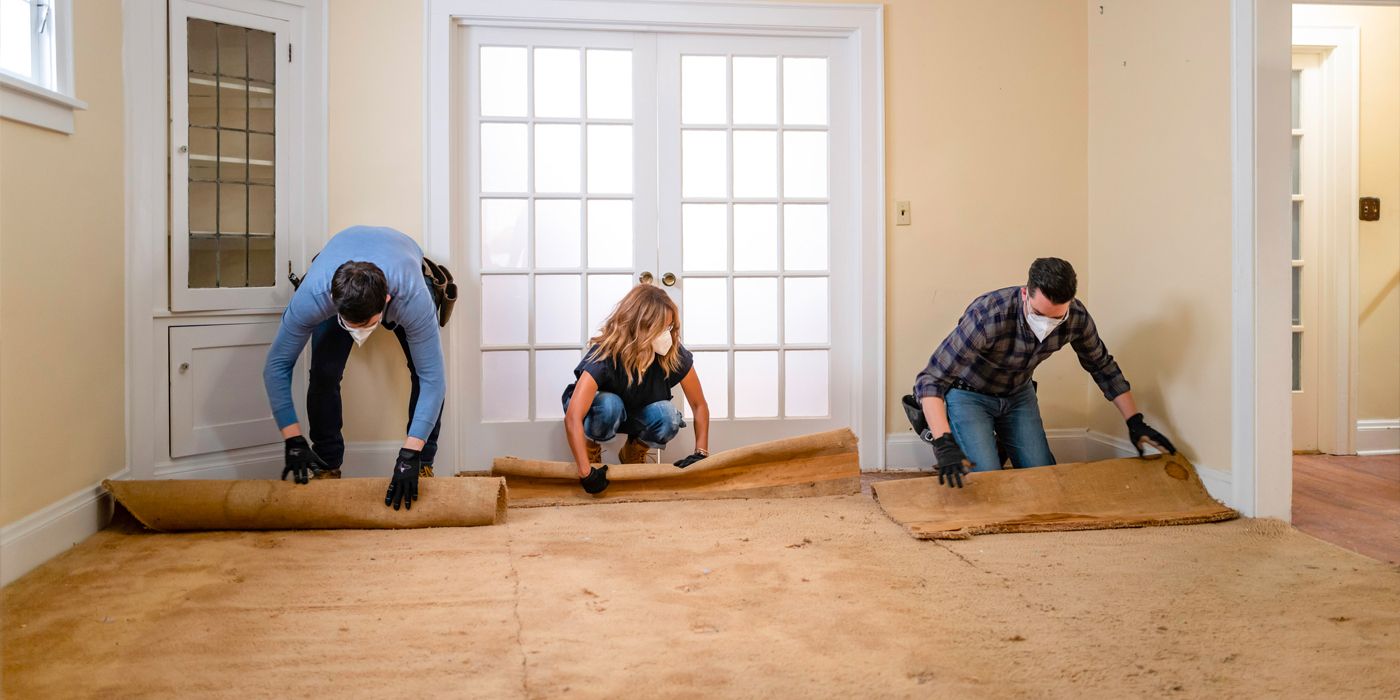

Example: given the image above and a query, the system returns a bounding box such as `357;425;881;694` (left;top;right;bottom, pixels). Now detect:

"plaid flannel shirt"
913;286;1131;401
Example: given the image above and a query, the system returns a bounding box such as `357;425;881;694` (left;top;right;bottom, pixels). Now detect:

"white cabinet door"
170;0;302;312
169;323;281;457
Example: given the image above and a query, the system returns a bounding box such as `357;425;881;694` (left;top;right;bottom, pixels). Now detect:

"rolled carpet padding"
489;428;861;507
871;455;1238;540
103;477;508;531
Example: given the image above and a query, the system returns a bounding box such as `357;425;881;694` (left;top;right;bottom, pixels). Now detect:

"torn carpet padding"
487;428;861;507
103;477;508;531
871;455;1238;540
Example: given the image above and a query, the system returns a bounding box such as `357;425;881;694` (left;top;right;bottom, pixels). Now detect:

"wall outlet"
896;201;911;226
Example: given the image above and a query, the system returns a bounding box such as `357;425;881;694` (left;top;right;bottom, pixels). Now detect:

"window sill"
0;73;87;134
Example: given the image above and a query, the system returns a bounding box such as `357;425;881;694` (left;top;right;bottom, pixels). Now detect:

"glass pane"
733;130;777;198
682;130;727;198
536;199;582;268
217;24;247;79
783;132;828;198
534;48;581;118
0;0;31;79
249;132;274;185
218;235;248;288
480;123;528;192
733;204;778;271
1291;135;1301;196
587;125;632;194
481;275;529;345
247;29;275;84
248;184;274;235
587;49;632;119
784;277;829;343
682;204;728;272
1292;332;1302;391
1291;70;1301;131
219;183;246;234
784;204;828;271
681;55;726;125
682;277;728;345
189;128;218;179
732;57;777;124
534;124;582;193
186;18;217;73
784;350;828;417
587;275;633;337
218;81;247;132
189;78;218;128
1292;266;1301;325
480;46;527;117
248;83;274;134
535;275;582;344
587;200;632;268
482;351;529;421
189;236;217;288
734;352;778;418
733;278;778;344
1291;201;1301;261
481;199;529;269
249;235;275;287
687;351;729;419
783;57;828;126
189;181;217;234
536;349;582;420
219;117;247;166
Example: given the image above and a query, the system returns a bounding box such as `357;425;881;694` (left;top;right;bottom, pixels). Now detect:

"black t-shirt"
562;345;694;412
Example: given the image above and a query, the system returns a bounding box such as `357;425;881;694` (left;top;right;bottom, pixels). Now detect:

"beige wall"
0;0;126;525
328;0;1094;448
1294;4;1400;421
1086;0;1235;470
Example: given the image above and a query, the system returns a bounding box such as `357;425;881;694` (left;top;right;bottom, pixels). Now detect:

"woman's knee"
582;392;625;441
637;401;683;447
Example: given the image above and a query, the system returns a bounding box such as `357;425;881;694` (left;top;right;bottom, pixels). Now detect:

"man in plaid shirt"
903;258;1176;488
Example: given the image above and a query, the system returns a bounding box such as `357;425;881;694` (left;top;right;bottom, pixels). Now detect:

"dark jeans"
563;392;684;448
306;318;443;469
945;382;1055;471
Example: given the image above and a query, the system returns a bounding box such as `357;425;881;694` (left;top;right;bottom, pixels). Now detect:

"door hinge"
288;43;293;62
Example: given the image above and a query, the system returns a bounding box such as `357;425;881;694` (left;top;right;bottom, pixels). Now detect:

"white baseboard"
1356;419;1400;456
1;468;130;587
883;429;1234;507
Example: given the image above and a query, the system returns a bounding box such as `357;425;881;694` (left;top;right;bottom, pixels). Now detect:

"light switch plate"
896;201;911;226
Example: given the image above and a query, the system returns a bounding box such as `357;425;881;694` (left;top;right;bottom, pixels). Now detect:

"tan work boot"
618;437;651;464
312;468;341;480
585;439;603;465
419;465;435;478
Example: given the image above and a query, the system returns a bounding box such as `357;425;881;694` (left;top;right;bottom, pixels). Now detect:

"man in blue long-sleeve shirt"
263;226;445;510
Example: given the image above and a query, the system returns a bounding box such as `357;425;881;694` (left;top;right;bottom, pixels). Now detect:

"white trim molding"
425;0;886;471
0;71;87;133
1;468;129;587
1356;419;1400;456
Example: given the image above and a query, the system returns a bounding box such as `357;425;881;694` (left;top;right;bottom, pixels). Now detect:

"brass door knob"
661;272;676;287
638;271;654;284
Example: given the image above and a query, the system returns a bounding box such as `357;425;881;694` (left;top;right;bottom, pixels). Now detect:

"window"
0;0;85;133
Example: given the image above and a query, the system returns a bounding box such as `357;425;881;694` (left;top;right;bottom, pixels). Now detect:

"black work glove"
1126;413;1177;458
932;434;971;489
673;451;708;469
385;448;421;510
580;465;610;494
282;436;328;485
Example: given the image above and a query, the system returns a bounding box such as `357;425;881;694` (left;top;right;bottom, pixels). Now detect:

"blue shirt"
262;226;445;439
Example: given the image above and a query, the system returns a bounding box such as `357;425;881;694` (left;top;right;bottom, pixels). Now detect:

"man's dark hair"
331;261;388;324
1027;258;1077;304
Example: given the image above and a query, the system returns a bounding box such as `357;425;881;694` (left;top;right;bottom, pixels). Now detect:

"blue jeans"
945;383;1055;471
564;392;684;448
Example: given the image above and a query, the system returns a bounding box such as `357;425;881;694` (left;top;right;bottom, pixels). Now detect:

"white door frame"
1234;0;1388;518
424;0;886;470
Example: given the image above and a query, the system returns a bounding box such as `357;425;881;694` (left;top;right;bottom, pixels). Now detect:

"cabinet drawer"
169;322;280;458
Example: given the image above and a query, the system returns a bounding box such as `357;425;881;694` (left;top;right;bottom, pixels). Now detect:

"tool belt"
288;255;458;328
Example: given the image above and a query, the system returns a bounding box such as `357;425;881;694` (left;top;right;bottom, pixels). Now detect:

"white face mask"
651;328;674;356
338;315;379;347
1023;293;1067;342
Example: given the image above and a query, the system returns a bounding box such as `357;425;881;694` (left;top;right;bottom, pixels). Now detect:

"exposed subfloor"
4;491;1399;698
1292;453;1400;565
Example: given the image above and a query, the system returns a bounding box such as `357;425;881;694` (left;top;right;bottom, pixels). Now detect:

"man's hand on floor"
932;434;971;488
1126;414;1177;458
385;448;421;510
282;436;328;485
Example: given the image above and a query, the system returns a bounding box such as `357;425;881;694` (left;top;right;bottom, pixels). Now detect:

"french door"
1291;52;1321;452
461;27;853;463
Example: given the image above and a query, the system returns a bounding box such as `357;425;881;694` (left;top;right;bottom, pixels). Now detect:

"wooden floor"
1292;453;1400;565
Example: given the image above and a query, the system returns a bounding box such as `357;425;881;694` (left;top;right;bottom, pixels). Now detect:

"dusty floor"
4;489;1400;699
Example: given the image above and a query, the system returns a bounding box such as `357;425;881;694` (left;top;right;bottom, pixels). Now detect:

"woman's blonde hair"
586;284;682;386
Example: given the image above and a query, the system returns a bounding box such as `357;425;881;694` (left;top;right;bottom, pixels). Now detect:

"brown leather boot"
419;465;435;478
311;468;341;480
618;437;651;464
585;439;603;464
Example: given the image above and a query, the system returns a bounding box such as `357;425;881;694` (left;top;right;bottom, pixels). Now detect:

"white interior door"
1291;52;1322;452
